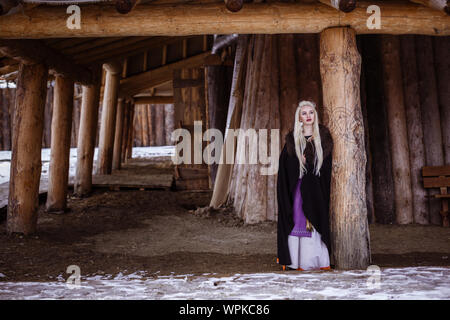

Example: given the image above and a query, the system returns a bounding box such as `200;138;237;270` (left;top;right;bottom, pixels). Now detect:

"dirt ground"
0;187;449;282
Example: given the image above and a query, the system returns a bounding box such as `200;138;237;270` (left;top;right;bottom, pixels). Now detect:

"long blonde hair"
293;101;323;178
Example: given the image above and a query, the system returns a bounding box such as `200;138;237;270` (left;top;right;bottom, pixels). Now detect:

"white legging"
287;228;330;270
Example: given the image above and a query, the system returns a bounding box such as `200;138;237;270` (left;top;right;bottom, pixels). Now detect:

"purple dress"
289;178;312;238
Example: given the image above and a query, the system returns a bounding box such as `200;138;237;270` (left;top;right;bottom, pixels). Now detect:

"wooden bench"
422;165;450;227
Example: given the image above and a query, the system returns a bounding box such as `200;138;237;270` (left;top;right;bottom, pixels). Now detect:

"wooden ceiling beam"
74;36;195;65
120;51;211;97
0;39;95;85
0;2;448;37
133;95;174;104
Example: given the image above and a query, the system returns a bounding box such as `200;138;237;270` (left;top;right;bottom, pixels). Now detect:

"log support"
7;62;48;234
45;75;74;213
97;62;121;175
319;27;371;269
0;3;447;37
74;79;101;197
112;98;125;170
380;35;414;224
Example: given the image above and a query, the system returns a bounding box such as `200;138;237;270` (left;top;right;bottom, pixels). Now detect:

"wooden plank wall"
132;104;175;147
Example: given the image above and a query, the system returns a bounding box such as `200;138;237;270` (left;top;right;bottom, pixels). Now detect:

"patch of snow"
0;267;449;300
0;146;175;185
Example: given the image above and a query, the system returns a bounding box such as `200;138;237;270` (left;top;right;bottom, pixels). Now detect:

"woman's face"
299;105;315;126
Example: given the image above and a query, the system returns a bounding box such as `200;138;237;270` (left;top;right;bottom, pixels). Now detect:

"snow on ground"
0;267;449;299
0;146;175;185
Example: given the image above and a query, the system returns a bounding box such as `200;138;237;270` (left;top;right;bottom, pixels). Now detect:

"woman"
277;100;333;271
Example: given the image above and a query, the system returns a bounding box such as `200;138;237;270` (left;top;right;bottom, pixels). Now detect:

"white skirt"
287;227;330;270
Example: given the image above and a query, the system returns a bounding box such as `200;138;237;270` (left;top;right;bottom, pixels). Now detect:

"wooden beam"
133;96;174;104
410;0;449;15
319;0;357;13
74;36;192;65
0;2;448;37
0;39;94;85
120;51;211;96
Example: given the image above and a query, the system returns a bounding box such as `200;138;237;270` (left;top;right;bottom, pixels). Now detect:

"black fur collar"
284;124;333;161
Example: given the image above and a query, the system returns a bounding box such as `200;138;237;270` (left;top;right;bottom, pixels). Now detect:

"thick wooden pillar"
112;98;125;170
7;63;48;234
399;35;429;224
319;27;370;269
380;35;414;225
97;62;121;174
415;35;444;225
228;34;280;223
74;81;101;197
45;75;74;213
210;35;248;208
205;62;233;185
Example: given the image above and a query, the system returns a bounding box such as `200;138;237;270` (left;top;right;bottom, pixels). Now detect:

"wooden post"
164;104;175;145
433;36;450;165
121;101;130;163
112;98;125;170
319;27;370;269
210;35;248;208
45;75;74;213
148;105;156;146
416;35;445;225
125;104;135;160
97;62;121;175
7;62;48;234
361;35;396;225
380;35;414;225
228;34;280;223
399;35;429;224
205;59;233;185
74;80;101;197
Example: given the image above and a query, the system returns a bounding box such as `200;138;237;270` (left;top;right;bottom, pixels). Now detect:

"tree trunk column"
7;63;48;234
319;27;371;270
380;35;414;225
74;80;101;197
112;98;125;170
97;62;121;174
46;75;74;213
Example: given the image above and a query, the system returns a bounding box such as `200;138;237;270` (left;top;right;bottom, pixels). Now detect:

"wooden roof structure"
0;0;449;99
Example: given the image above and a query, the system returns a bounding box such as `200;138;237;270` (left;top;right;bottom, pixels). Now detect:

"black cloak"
277;124;334;266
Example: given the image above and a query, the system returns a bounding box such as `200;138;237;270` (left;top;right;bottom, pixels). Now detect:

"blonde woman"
277;100;334;271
